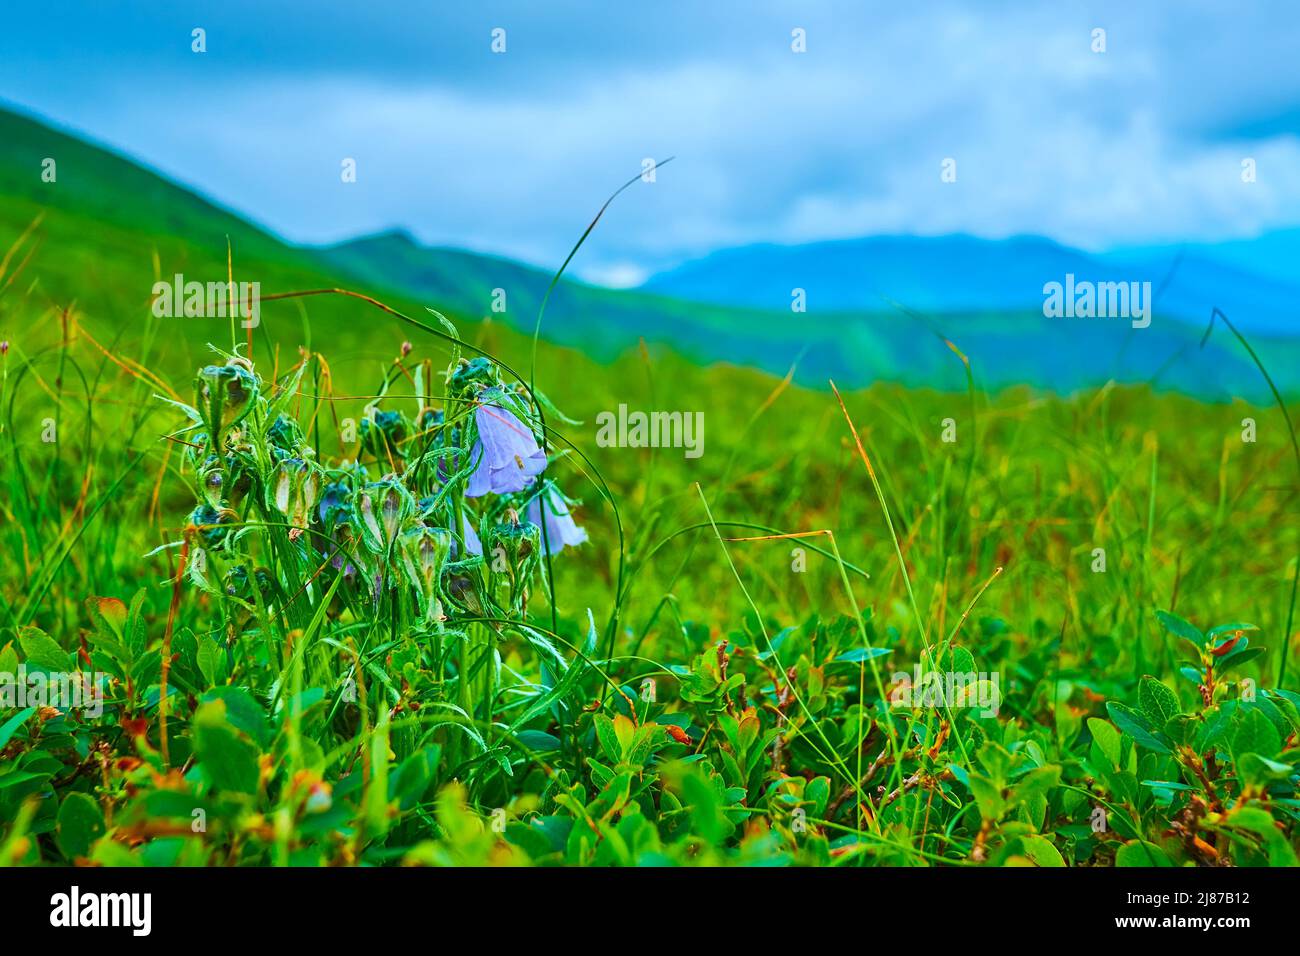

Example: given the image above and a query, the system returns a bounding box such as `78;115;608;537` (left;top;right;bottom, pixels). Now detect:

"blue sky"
3;0;1299;284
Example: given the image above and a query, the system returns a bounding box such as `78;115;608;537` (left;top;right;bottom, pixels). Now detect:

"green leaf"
1106;702;1173;754
1138;676;1181;725
192;701;261;794
85;596;127;641
17;626;71;672
515;730;562;752
202;687;269;747
831;647;892;663
1155;610;1203;645
56;792;106;859
1237;754;1294;786
1196;704;1236;752
0;707;36;750
593;714;620;762
945;644;977;674
1232;709;1282;762
1221;807;1297;866
197;635;221;688
1087;717;1121;770
1207;622;1259;639
125;589;149;658
1116;840;1173;866
1217;647;1264;674
806;776;831;816
1012;765;1061;807
1016;834;1066;867
968;771;1005;821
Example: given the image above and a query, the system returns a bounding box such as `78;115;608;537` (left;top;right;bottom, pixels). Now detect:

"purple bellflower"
527;485;588;555
459;513;483;557
465;402;547;497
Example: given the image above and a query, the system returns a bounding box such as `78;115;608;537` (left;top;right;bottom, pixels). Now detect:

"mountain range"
641;233;1300;337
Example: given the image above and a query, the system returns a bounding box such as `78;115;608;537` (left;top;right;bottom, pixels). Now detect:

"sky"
3;0;1299;285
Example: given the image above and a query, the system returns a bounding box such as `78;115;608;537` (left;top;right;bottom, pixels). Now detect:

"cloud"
2;0;1299;275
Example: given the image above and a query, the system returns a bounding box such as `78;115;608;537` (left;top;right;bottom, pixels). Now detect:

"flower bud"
360;409;410;461
189;503;237;550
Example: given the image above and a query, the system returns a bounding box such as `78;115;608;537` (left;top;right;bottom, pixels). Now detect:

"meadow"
1;108;1298;867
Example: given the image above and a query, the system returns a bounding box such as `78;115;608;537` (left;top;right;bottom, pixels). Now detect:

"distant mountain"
1;101;1297;399
641;234;1300;336
1103;230;1300;288
314;229;804;361
280;231;1300;400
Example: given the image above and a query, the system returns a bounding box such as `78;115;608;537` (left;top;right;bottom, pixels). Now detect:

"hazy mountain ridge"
640;233;1300;336
1;103;1296;399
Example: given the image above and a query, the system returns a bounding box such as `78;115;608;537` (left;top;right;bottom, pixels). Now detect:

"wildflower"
0;341;8;355
465;395;546;497
526;483;588;555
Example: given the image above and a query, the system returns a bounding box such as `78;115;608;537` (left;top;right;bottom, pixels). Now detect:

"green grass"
3;270;1298;865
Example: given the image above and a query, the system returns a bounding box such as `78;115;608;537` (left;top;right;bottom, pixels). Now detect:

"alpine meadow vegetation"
2;271;1298;868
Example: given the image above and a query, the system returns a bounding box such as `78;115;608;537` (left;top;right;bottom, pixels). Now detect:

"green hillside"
5;102;1294;403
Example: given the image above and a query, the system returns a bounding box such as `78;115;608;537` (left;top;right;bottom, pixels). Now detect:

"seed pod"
484;512;540;612
223;565;281;610
267;413;307;454
224;451;255;508
195;358;258;440
398;525;453;622
267;457;321;531
356;477;414;553
441;559;487;618
317;479;355;532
